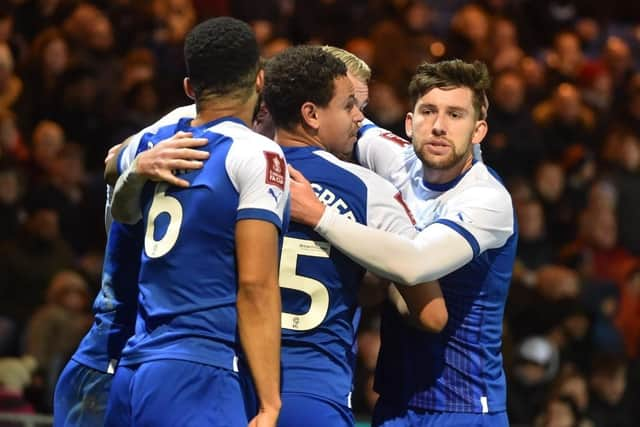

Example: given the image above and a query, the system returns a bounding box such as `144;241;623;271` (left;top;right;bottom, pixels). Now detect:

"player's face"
347;72;369;112
406;87;486;171
317;75;364;159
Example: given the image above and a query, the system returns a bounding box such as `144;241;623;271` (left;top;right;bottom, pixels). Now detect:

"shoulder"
454;163;513;210
312;150;398;193
215;121;282;155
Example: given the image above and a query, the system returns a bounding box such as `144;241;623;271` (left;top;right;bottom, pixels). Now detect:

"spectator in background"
545;31;585;86
24;269;91;412
28;120;65;186
16;27;69;134
0;42;21;111
588;353;637;427
0;196;75;330
608;128;640;255
0;160;22;242
508;336;560;425
29;143;90;254
0;108;26;164
616;267;640;360
533;83;596;157
484;70;544;179
0;355;37;414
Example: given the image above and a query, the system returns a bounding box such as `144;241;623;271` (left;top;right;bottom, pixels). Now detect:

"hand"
104;143;122;165
135;131;210;187
247;406;279;427
288;164;324;227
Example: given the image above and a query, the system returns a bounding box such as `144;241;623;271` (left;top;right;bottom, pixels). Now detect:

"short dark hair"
183;17;259;101
408;60;490;119
263;45;347;130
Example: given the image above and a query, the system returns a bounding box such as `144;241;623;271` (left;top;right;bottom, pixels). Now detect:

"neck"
423;152;474;184
190;93;257;128
274;124;326;150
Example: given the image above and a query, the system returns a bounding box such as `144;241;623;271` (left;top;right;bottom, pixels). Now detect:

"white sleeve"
226;140;290;231
313;186;514;286
315;209;472;285
355;120;410;180
433;186;514;255
117;104;197;174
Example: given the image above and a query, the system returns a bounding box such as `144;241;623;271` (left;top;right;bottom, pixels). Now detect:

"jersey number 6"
144;183;183;258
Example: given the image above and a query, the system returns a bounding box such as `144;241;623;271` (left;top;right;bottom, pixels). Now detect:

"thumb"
287;164;308;184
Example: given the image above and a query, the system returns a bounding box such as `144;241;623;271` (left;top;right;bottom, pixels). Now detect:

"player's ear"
471;119;488;144
301;102;320;130
255;69;264;93
405;112;414;139
183;78;196;100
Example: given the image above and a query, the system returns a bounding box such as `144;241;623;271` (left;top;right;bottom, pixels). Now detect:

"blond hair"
322;46;371;84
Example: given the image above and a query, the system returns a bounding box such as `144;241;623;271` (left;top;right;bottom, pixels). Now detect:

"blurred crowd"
0;0;639;425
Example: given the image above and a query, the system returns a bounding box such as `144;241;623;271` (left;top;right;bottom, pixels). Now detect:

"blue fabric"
105;360;256;427
278;392;354;427
372;399;509;427
53;359;113;427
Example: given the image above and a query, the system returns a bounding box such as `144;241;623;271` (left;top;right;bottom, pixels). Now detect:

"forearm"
315;208;473;285
235;219;282;414
110;158;147;224
237;280;282;412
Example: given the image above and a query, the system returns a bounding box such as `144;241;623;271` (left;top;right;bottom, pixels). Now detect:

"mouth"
424;139;452;155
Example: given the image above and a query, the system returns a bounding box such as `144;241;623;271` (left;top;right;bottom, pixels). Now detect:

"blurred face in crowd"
553;83;582;123
32;121;64;172
542;398;576;427
586;207;617;249
43;37;68;75
407;87;486;174
493;72;525;113
535;162;565;202
516;200;545;241
0;169;19;205
558;374;589;411
592;366;627;405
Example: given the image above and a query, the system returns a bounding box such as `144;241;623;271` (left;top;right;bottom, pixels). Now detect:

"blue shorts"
104;359;257;427
372;399;509;427
53;359;113;427
278;392;354;427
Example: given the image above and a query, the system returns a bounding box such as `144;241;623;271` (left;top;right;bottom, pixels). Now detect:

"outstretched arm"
288;165;474;286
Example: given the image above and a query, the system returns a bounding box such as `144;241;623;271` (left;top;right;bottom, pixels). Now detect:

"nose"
432;113;446;136
353;106;364;124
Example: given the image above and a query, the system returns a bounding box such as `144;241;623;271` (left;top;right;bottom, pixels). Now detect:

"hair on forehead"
409;60;490;119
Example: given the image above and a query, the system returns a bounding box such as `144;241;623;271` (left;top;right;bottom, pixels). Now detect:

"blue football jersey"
71;221;142;373
119;116;290;371
357;119;518;413
70;109;196;373
279;147;416;408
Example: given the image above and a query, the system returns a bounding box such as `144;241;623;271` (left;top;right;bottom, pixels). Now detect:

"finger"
174;147;210;160
159;172;190;188
174;137;209;148
168;159;204;170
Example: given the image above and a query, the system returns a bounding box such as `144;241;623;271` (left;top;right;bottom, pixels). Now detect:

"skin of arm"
236;219;282;425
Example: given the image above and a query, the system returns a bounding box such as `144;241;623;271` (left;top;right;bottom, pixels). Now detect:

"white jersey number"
144;183;183;258
280;237;330;331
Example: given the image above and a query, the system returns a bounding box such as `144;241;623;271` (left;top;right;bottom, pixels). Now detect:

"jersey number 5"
280;237;330;331
144;183;183;258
